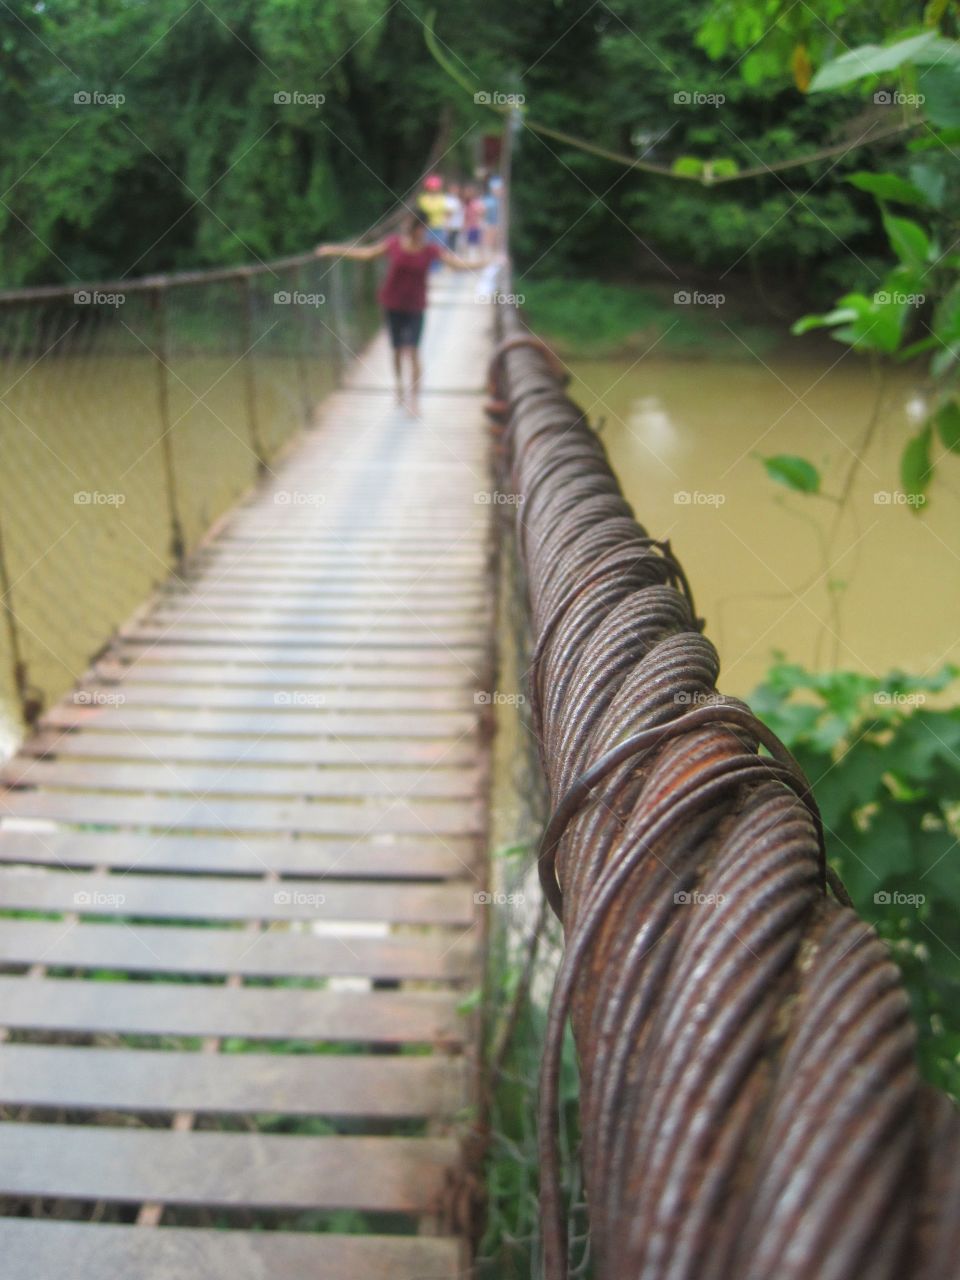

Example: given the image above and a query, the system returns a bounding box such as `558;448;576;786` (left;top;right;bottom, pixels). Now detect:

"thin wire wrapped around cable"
492;309;960;1280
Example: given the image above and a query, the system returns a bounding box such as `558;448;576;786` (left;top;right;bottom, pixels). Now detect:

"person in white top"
444;183;465;253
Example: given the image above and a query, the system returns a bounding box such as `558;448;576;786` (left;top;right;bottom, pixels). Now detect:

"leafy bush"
521;276;782;359
751;659;960;1095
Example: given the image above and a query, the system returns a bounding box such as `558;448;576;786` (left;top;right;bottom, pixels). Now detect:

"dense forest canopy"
2;0;956;304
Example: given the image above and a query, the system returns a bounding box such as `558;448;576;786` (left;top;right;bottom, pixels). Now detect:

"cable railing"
489;302;960;1280
0;249;382;752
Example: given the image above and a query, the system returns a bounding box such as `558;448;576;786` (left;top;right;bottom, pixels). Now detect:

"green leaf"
671;156;704;177
848;171;929;205
883;708;960;784
456;987;482;1015
909;125;960;151
883;213;932;267
791;307;858;335
915;828;960;900
919;65;960;128
933;283;960;347
708;157;740;178
758;453;821;494
809;32;945;93
813;288;913;356
932;345;960;377
864;807;916;883
910;38;960;66
909;161;947;209
898;336;939;360
901;424;934;507
934;400;960;453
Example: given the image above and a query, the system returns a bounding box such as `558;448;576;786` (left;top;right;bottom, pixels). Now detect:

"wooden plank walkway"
0;274;495;1277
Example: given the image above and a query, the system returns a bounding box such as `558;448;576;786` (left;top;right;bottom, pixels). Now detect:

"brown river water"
567;352;960;697
1;344;957;760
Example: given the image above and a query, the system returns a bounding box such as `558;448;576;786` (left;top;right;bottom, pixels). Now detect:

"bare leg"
408;346;422;416
392;346;403;407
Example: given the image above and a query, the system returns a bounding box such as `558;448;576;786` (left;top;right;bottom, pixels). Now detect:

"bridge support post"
151;288;185;566
293;265;313;425
238;274;268;475
329;261;348;379
0;504;37;727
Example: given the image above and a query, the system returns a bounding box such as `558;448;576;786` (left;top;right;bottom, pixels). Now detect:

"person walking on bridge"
416;174;448;257
315;210;488;417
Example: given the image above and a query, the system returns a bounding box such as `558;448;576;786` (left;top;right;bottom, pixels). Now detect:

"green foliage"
847;171;931;204
935;398;960;451
780;13;960;500
757;453;822;493
808;31;957;92
520;276;782;360
422;0;903;295
698;2;950;90
0;0;458;285
751;660;960;1095
477;857;585;1279
672;156;706;177
901;423;934;503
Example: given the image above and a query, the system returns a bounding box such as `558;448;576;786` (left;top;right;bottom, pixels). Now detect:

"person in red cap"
315;210;491;416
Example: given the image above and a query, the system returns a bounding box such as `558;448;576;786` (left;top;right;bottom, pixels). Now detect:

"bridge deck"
0;275;494;1277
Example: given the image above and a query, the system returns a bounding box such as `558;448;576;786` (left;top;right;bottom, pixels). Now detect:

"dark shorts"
385;309;425;349
466;227;482;246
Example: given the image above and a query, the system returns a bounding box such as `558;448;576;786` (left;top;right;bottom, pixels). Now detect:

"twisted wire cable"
490;323;960;1280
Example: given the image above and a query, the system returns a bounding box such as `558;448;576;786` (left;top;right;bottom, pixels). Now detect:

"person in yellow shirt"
417;175;448;251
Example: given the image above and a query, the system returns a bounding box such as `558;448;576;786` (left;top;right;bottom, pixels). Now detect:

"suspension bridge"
0;266;494;1277
0;238;958;1280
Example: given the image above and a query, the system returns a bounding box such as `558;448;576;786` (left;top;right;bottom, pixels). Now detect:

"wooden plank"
0;1220;461;1280
122;626;482;646
161;584;485;602
40;704;476;738
0;1123;457;1212
161;580;486;599
0;790;483;836
22;730;475;766
182;548;485;562
212;532;482;546
0;1044;466;1117
69;683;475;712
189;565;484;583
162;557;484;578
0;829;476;878
112;642;484;668
96;660;478;688
0;976;464;1043
117;633;484;655
225;522;485;537
164;600;477;620
145;605;483;624
0;869;475;925
191;546;485;560
0;919;476;981
1;758;479;800
149;595;484;615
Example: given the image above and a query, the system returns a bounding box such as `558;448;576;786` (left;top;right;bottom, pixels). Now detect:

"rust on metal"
492;311;960;1280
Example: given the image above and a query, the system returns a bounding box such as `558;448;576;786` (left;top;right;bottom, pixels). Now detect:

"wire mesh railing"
0;251;380;753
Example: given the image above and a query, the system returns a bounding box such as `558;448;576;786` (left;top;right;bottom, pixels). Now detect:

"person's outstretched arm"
315;240;388;262
439;248;498;271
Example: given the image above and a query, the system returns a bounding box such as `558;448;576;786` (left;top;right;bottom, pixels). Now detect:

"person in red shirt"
316;211;485;416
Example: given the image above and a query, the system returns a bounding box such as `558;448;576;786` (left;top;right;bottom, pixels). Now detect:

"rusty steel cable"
489;320;960;1280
